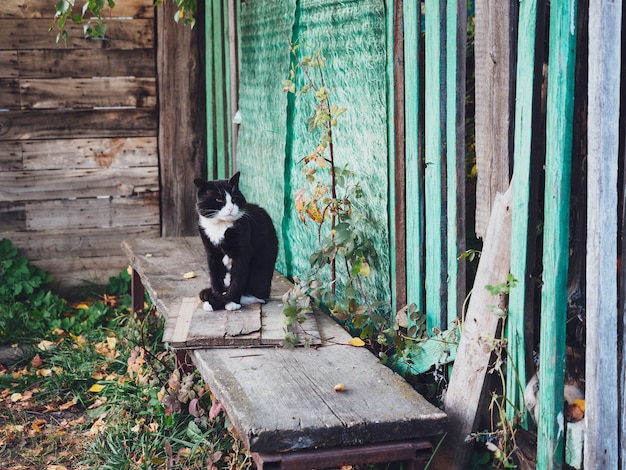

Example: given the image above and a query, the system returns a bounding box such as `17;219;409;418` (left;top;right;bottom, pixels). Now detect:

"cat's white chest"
199;215;233;245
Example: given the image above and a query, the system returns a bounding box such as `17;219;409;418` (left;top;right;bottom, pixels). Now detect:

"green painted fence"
203;0;624;467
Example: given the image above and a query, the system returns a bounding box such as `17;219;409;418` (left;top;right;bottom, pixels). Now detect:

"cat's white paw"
202;301;214;312
240;295;265;305
225;301;242;311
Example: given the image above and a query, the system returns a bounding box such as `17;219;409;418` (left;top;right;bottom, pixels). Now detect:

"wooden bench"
122;237;447;469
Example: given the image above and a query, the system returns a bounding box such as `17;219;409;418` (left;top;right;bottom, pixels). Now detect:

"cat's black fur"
194;172;278;311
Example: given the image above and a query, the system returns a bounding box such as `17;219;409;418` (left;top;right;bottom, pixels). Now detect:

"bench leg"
251;440;433;470
131;268;145;313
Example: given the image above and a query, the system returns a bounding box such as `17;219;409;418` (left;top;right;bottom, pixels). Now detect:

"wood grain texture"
156;2;206;237
432;185;512;470
15;77;156;109
193;311;447;453
473;0;513;239
0;19;154;51
0;167;158;202
19;137;157;170
0;0;155;19
0;51;19;78
0;108;157;140
15;49;156;79
24;193;159;230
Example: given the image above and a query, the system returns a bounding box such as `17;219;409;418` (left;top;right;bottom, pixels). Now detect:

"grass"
0;239;250;470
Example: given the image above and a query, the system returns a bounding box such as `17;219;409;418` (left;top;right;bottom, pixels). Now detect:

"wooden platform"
122;237;447;468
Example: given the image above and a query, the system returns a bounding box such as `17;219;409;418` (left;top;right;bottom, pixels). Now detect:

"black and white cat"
194;172;278;311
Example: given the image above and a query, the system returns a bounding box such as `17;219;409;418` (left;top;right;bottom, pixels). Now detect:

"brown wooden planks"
10;77;157;110
0;0;155;19
8;225;159;259
16;49;156;78
0;19;154;51
20;137;158;170
0;51;19;78
0;108;157;140
0;167;159;202
24;193;159;231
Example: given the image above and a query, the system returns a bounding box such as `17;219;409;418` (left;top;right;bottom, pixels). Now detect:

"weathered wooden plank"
0;0;155;19
20;137;158;170
0;201;25;231
18;77;156;109
507;0;539;423
473;0;513;238
403;0;423;315
157;2;206;237
0;51;19;78
0;19;154;51
6;225;159;260
192;311;447;453
0;108;157;140
537;0;577;467
32;254;131;295
0;79;20;109
16;49;156;79
0;167;159;202
0;141;22;170
25;193;159;230
432;186;512;470
424;0;445;332
446;0;467;322
585;0;621;467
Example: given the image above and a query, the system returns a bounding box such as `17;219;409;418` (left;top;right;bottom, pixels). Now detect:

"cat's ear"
229;172;241;188
194;178;205;189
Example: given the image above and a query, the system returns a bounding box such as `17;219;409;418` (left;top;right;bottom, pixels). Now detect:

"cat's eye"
216;198;224;203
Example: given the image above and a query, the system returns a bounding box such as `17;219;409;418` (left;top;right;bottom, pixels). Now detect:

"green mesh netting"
237;0;390;303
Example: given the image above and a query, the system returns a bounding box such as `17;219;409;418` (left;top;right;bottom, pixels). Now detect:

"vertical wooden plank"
473;0;513;239
585;0;621;467
424;0;446;332
394;0;407;310
206;0;215;178
537;0;577;467
386;0;398;315
507;0;538;423
157;2;206;237
445;0;467;324
223;0;233;177
228;0;239;172
404;0;424;316
213;0;227;179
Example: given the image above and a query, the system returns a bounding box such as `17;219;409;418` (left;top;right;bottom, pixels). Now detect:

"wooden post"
424;0;446;332
157;2;206;236
432;186;513;470
403;0;424;317
537;0;577;466
585;0;621;467
507;0;540;423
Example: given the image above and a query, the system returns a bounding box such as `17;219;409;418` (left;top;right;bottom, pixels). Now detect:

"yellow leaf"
183;271;196;279
75;302;90;310
306;203;324;223
89;384;105;393
359;262;371;277
10;392;22;402
36;368;53;377
106;336;117;350
348;337;365;347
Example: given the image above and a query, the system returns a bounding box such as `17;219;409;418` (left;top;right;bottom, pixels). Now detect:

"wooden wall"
0;0;159;295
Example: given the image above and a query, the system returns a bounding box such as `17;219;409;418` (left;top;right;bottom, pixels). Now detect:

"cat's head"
194;172;247;222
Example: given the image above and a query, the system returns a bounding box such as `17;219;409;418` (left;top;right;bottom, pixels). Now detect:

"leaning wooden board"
121;237;320;348
122;236;448;456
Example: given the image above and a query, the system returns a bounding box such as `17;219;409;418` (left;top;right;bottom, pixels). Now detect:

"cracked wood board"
191;312;447;453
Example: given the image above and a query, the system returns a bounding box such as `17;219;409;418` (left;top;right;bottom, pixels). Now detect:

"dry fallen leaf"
347;337;365;347
333;383;346;392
